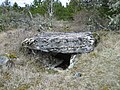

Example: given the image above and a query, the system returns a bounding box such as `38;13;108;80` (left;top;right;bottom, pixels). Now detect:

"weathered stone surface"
22;32;96;54
0;55;9;65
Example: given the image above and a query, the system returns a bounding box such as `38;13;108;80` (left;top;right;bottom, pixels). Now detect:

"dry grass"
69;31;120;90
0;29;120;90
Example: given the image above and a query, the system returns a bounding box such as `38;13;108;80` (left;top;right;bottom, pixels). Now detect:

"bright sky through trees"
0;0;70;7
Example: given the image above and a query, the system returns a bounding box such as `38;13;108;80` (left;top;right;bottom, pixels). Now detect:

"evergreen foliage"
13;2;19;11
79;0;120;30
0;0;119;30
29;0;76;20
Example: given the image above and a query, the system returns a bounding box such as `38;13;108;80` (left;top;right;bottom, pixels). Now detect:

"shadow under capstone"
52;53;72;70
22;48;72;70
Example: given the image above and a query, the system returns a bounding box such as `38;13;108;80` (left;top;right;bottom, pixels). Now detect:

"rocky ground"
0;19;120;90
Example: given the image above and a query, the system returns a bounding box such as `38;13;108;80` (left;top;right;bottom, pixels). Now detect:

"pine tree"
13;2;19;11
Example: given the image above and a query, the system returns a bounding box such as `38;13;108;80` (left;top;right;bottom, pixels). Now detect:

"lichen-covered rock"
0;55;9;65
22;32;97;54
0;54;15;68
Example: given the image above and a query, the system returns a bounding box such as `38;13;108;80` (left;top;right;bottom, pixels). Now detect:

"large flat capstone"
22;32;97;54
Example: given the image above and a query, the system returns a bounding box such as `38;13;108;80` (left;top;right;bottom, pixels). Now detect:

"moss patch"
16;84;30;90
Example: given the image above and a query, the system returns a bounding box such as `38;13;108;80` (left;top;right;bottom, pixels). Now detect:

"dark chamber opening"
52;53;72;70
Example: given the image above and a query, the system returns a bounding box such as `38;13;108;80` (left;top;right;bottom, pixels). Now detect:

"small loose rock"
73;72;82;77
